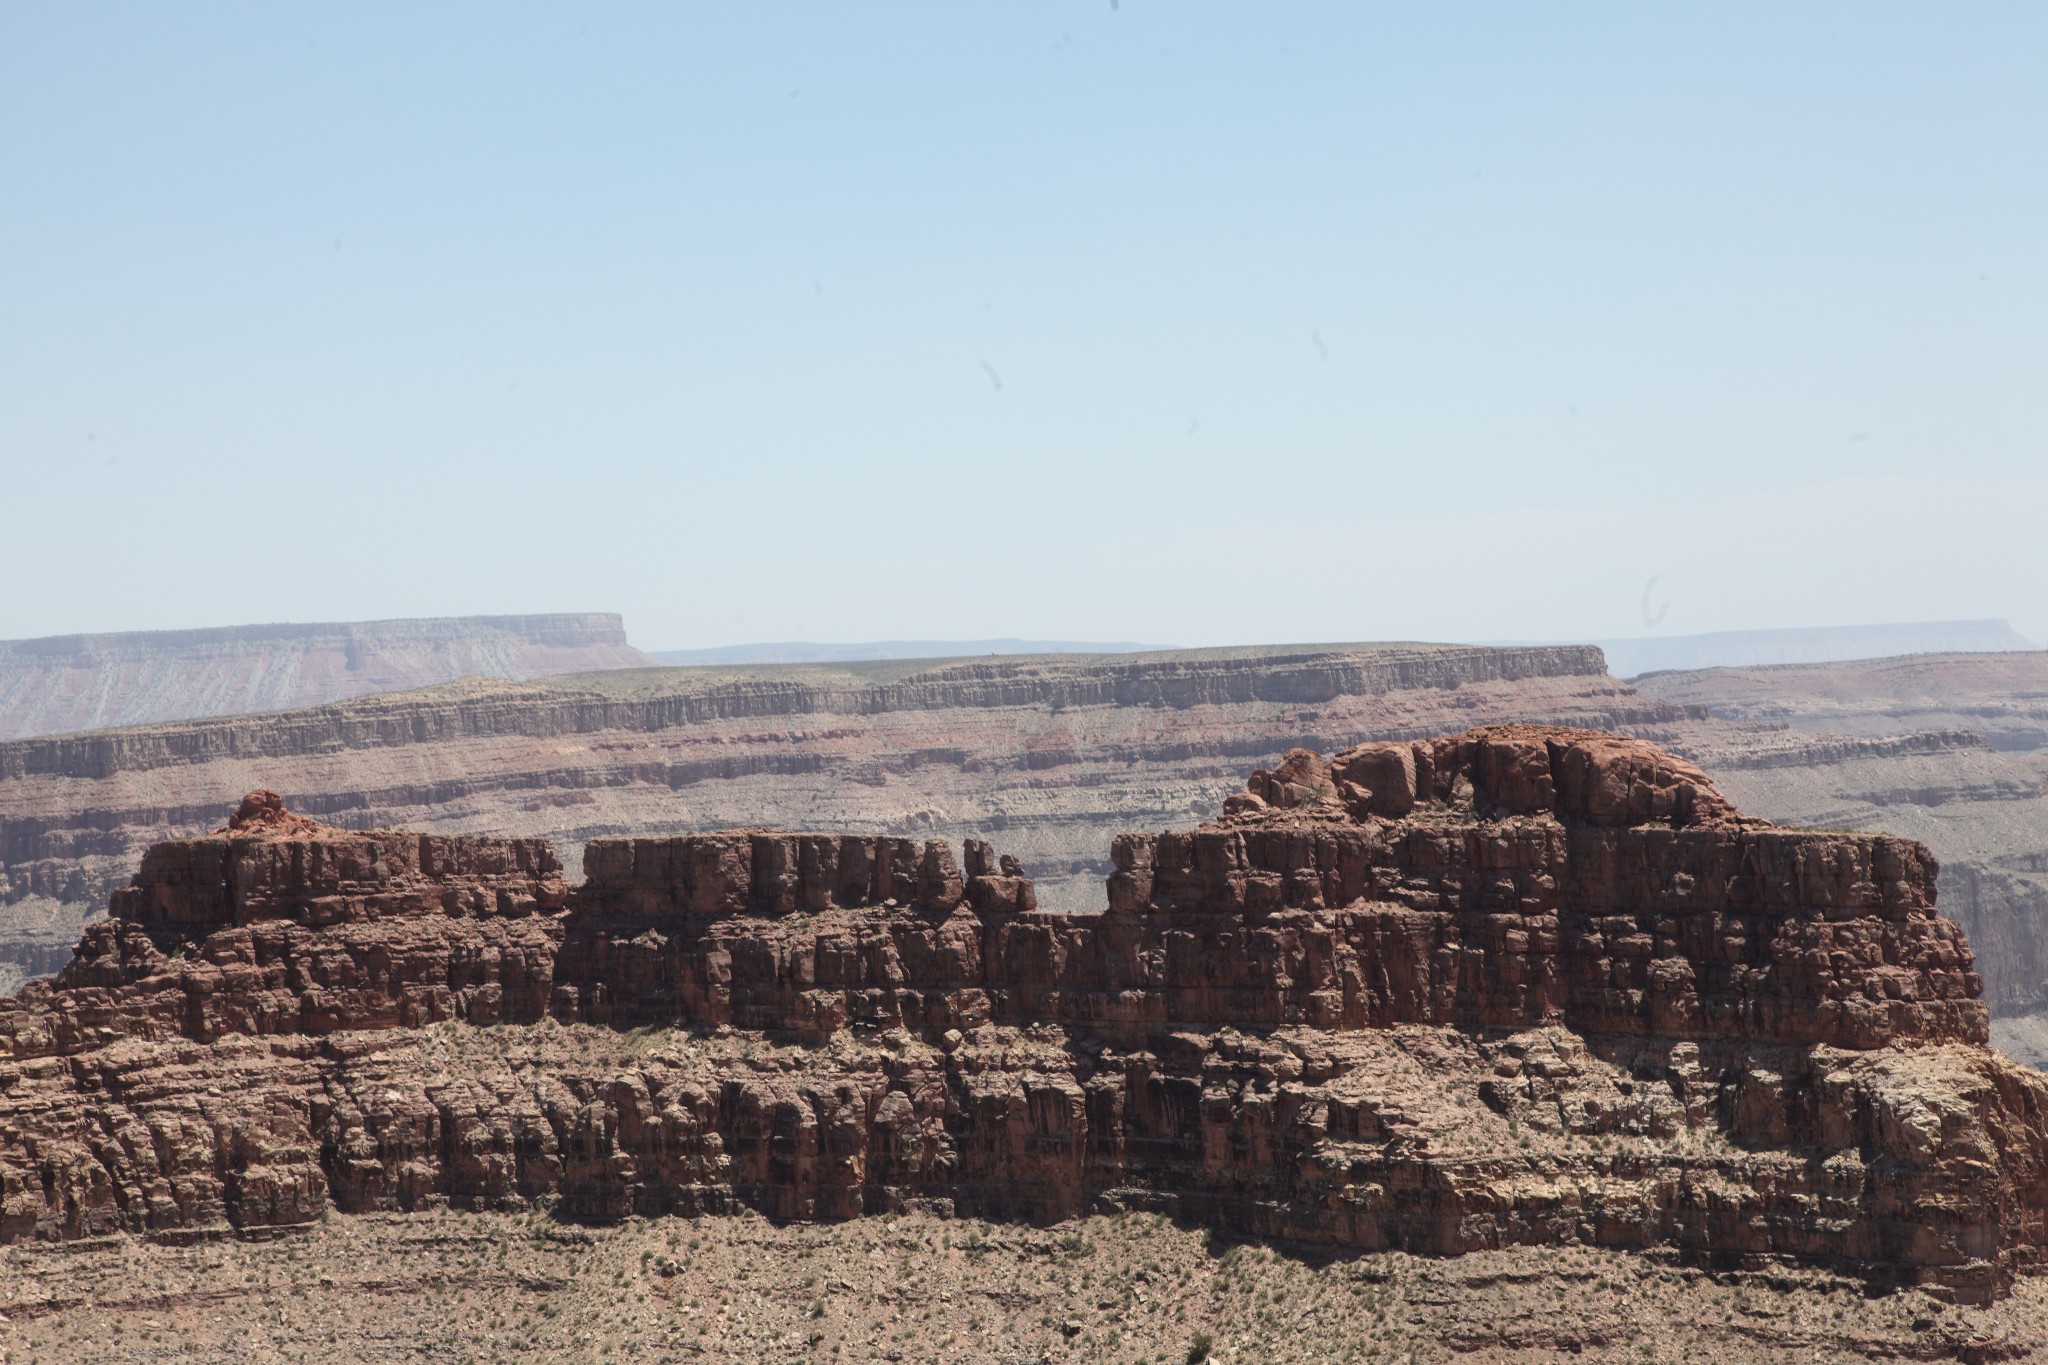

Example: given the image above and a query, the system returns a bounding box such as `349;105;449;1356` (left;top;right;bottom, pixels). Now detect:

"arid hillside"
0;613;652;741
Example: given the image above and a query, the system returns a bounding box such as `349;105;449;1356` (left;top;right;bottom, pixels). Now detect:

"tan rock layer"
1;726;2044;1304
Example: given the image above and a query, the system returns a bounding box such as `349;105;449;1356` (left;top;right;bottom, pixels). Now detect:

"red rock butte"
2;726;2043;1302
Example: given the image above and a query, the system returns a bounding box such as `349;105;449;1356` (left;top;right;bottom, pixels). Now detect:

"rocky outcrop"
2;727;2044;1303
1637;651;2048;1027
0;612;652;743
12;807;568;1052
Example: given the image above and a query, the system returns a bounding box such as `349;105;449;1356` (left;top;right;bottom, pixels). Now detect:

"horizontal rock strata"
2;728;2044;1304
1636;651;2048;1027
0;643;1675;980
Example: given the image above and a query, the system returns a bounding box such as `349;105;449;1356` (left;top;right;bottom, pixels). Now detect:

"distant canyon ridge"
6;614;2034;745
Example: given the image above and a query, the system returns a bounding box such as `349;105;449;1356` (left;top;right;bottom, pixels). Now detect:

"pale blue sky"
4;3;2044;649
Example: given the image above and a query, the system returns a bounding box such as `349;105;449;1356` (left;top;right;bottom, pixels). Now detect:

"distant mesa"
647;639;1169;666
659;623;2043;676
0;613;654;740
1506;619;2041;679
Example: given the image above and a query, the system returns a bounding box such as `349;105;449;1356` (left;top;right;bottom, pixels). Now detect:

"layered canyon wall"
1634;651;2048;1054
9;640;2048;1047
0;643;1660;988
2;730;2043;1303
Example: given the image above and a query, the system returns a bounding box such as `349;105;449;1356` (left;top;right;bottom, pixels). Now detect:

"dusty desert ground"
4;1206;2043;1365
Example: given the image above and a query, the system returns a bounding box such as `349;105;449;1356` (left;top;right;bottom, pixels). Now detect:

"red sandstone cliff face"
1633;651;2048;1040
1;727;2043;1303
